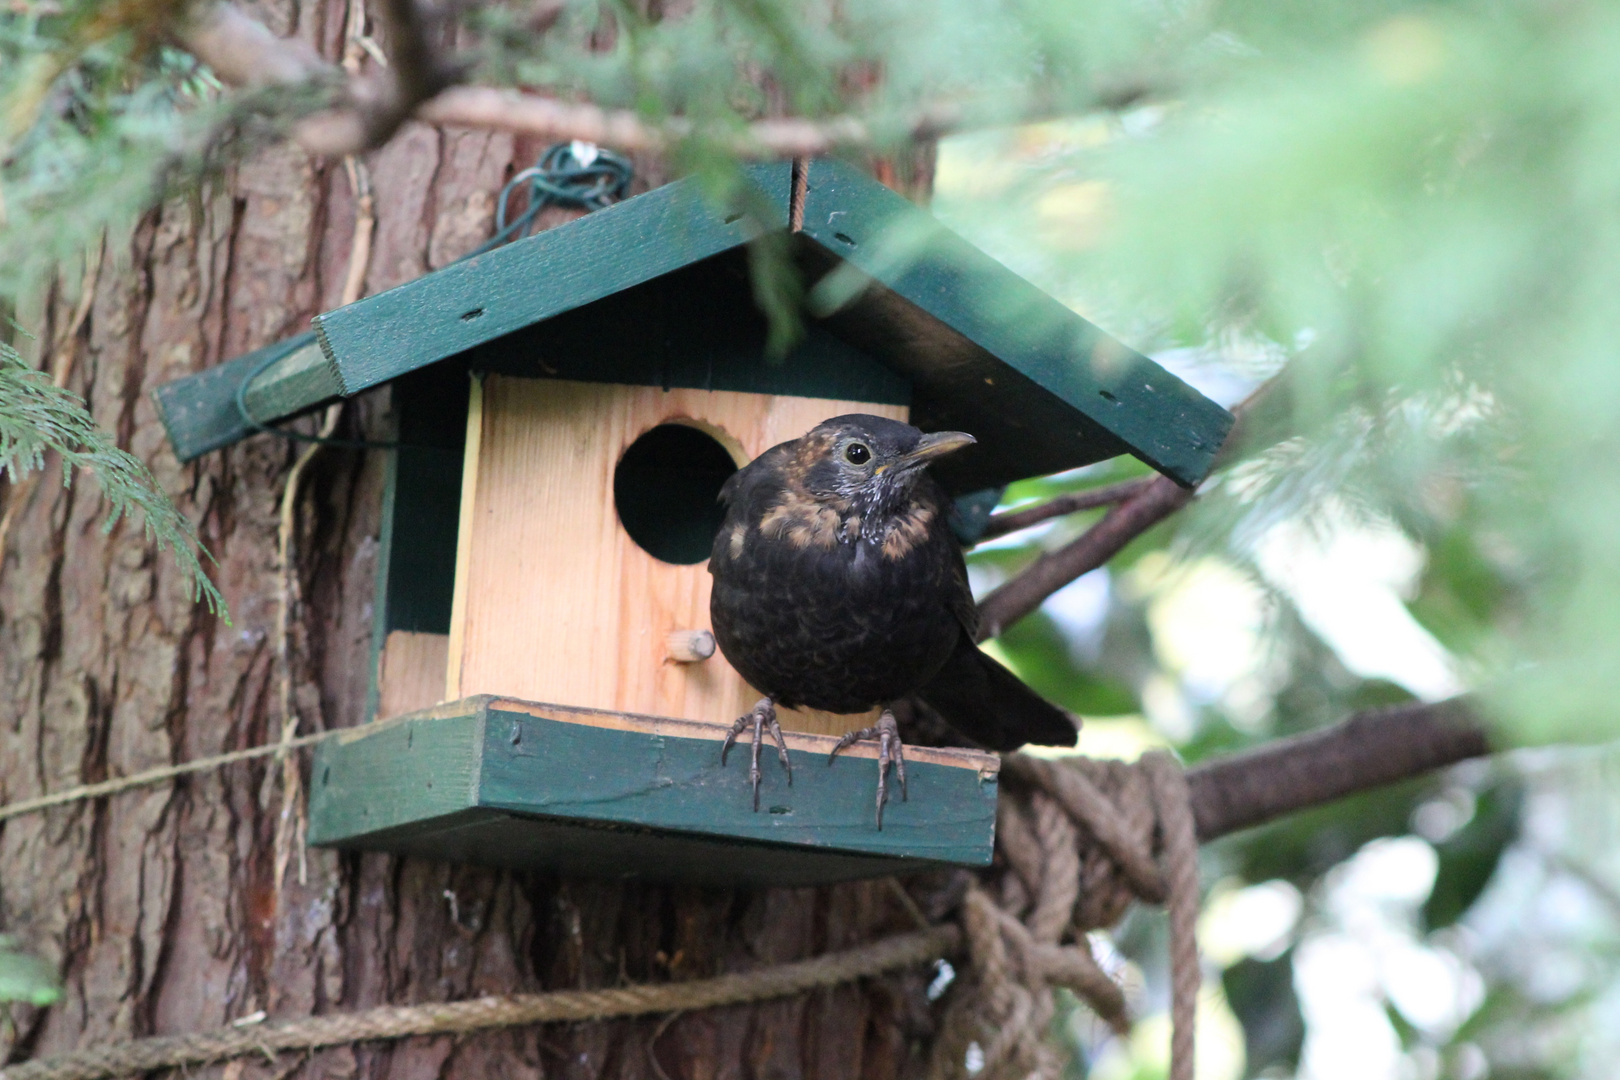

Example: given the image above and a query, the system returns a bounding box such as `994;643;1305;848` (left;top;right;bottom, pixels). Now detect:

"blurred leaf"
0;937;59;1006
1221;950;1304;1077
1422;775;1523;931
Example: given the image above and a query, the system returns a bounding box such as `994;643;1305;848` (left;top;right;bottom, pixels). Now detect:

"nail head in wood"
667;629;716;663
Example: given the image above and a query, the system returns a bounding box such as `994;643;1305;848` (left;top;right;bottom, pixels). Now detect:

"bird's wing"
929;483;982;641
946;543;982;642
919;635;1079;750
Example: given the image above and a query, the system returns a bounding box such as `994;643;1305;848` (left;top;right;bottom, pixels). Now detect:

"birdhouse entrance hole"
613;423;740;565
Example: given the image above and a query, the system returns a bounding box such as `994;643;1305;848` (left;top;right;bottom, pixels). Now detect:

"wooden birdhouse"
153;159;1232;885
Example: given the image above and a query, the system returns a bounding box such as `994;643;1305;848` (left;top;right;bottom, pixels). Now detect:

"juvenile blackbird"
708;414;1079;825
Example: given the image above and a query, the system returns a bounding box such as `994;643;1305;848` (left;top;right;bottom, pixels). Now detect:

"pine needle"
0;339;227;619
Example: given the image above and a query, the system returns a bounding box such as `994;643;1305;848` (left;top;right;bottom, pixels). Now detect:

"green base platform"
308;696;1001;886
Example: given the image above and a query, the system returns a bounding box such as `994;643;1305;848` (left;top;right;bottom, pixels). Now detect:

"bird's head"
797;414;976;516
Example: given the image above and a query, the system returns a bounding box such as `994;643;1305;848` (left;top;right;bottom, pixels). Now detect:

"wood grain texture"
443;374;484;701
376;631;450;720
446;376;908;737
488;698;999;773
150;332;341;462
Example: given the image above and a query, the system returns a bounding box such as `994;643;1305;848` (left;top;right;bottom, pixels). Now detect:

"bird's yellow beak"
900;430;977;466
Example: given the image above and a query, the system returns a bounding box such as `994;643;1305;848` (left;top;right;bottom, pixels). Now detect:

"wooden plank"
447;376;908;737
477;702;994;862
307;696;999;884
151;333;343;462
377;631;450;720
798;157;1234;489
444;375;485;702
307;705;483;843
367;364;470;720
313;164;794;396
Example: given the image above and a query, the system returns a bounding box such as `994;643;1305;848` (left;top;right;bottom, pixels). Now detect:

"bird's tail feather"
918;635;1079;752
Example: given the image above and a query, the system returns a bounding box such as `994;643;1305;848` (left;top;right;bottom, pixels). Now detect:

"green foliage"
0;339;226;616
1070;0;1620;746
1423;776;1522;931
0;936;59;1007
1;5;323;301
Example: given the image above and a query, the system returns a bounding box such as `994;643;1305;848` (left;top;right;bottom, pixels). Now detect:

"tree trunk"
0;2;942;1076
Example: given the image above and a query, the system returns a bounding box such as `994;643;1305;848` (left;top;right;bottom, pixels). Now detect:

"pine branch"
0;342;226;617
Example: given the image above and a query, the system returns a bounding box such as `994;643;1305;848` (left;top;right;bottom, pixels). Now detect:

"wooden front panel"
445;376;908;735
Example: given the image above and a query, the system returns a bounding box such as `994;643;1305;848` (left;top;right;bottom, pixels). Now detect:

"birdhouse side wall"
429;375;907;736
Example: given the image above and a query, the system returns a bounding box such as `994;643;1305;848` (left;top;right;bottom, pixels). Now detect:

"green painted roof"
154;159;1231;491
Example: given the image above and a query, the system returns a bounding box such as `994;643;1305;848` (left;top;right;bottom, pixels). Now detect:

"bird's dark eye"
844;442;871;465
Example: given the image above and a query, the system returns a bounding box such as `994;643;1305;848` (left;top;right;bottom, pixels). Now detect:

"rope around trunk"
0;729;1204;1080
0;730;344;824
0;927;959;1080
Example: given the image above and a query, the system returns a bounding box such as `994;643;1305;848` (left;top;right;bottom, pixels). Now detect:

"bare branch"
1183;697;1492;840
997;698;1493;845
977;478;1152;543
178;0;454;155
420;89;961;157
975;475;1193;640
973;378;1284;641
178;4;331;87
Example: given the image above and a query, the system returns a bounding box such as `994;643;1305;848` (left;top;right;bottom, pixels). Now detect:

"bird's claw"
721;698;792;810
827;707;907;829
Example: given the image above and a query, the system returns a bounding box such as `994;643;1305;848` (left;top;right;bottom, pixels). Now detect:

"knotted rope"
929;750;1201;1080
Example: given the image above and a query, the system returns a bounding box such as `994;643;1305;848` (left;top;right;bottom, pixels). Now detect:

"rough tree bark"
0;3;941;1079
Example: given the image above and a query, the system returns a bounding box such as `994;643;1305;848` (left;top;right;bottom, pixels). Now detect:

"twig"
417;88;961;157
973;379;1279;641
264;152;376;900
975;475;1192;640
977;478;1152;542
